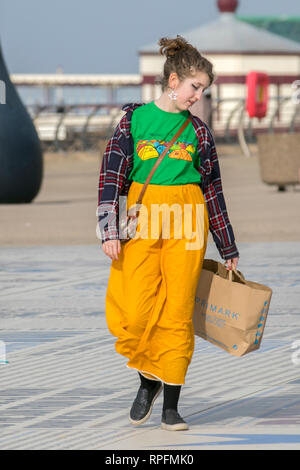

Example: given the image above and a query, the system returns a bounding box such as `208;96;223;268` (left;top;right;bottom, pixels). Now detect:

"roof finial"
217;0;239;13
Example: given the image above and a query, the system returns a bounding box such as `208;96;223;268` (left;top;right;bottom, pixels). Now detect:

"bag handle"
224;263;246;284
134;116;192;207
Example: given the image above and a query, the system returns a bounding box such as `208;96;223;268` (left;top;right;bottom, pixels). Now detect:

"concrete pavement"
0;242;300;450
0;147;300;450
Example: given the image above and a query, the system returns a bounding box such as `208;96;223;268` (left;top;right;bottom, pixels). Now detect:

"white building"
139;0;300;136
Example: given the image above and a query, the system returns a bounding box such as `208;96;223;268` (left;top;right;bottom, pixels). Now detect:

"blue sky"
0;0;299;74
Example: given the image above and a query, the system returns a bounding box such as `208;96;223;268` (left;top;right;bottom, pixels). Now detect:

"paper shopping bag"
193;259;273;357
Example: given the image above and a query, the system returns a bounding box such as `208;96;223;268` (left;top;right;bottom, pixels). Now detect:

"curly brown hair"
157;35;215;90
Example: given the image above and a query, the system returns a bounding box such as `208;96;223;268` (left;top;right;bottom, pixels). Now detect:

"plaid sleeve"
204;137;239;260
97;121;130;244
96;103;143;244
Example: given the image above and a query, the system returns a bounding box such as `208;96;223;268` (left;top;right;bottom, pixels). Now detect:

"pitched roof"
139;13;300;54
238;16;300;45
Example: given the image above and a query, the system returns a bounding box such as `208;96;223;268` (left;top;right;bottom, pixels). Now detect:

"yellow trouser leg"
105;182;209;384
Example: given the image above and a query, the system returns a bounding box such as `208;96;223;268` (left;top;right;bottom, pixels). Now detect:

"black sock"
138;372;159;391
163;384;181;412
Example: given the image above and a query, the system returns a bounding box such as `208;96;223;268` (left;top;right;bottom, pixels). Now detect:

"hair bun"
158;35;188;58
156;34;215;91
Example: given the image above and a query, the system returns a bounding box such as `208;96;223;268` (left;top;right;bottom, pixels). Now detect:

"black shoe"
161;409;189;431
129;381;162;425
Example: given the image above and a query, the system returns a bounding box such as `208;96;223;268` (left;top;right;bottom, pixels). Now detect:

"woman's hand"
102;240;121;260
225;256;239;271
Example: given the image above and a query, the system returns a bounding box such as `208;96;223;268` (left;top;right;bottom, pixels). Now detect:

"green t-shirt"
128;101;201;185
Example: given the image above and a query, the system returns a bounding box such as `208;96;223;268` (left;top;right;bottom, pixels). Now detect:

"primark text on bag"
193;259;272;357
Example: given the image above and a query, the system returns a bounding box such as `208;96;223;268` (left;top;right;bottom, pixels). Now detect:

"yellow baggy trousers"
105;182;209;385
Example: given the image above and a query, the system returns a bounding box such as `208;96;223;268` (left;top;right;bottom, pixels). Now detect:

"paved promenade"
0;147;300;450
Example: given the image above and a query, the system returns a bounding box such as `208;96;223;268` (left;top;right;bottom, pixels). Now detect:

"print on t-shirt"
136;139;195;162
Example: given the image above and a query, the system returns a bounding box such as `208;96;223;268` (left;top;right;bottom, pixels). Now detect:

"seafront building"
10;0;300;144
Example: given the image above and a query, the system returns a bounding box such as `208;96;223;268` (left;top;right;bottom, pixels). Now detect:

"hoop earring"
168;88;178;101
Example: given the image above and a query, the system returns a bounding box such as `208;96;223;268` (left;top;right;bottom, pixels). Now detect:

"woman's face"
169;70;211;111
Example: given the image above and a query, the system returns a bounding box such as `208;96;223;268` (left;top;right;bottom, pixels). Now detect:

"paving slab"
1;242;300;450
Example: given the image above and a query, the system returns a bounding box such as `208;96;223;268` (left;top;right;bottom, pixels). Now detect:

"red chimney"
217;0;239;13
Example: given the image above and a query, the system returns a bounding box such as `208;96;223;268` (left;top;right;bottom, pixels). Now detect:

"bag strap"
135;115;192;206
225;265;246;284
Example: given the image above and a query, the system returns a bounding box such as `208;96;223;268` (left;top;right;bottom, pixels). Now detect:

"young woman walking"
97;36;239;431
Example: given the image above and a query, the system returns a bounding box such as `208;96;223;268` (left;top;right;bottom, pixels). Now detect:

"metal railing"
213;95;300;141
28;103;123;151
27;96;300;151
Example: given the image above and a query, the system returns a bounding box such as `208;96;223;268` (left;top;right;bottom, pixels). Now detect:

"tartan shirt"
97;102;239;261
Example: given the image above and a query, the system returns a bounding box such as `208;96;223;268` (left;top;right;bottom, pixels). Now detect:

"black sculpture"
0;42;43;203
